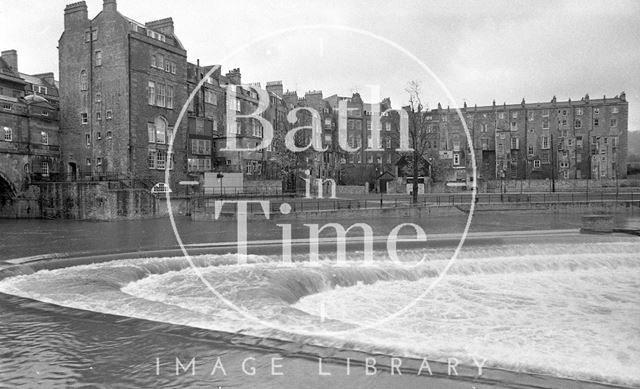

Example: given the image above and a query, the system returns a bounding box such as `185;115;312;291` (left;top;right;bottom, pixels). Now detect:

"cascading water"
0;241;638;386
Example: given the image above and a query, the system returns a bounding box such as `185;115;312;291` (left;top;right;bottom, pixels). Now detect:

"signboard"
439;150;453;159
178;181;199;186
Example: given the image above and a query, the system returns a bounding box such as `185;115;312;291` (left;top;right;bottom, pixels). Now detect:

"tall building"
58;0;188;187
0;49;60;205
425;93;629;182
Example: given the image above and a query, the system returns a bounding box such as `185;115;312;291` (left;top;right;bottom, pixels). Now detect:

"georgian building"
428;93;629;182
58;0;188;187
0;49;60;204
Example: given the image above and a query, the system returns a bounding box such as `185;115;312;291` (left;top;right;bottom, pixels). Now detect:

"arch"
0;171;17;206
154;116;168;144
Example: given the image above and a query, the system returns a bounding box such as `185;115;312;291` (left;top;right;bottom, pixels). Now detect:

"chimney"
146;18;174;36
1;50;17;72
225;68;241;85
266;81;283;98
103;0;116;12
34;72;56;85
64;1;88;30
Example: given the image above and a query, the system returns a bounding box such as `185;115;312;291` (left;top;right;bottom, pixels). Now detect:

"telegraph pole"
551;133;556;192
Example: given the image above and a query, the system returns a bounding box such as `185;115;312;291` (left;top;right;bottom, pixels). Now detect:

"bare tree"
403;81;436;204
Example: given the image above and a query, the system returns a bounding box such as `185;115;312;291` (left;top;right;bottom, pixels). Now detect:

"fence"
193;190;640;214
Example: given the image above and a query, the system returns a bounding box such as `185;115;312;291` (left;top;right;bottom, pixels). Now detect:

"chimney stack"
146;18;174;36
225;68;241;85
1;50;17;72
64;2;88;30
103;0;117;12
266;81;283;98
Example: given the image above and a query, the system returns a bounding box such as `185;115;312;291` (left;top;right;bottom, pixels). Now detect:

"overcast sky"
1;0;639;130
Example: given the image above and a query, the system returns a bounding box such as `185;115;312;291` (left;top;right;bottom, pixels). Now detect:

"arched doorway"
68;162;77;181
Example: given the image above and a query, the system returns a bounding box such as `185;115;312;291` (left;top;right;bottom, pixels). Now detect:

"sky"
1;0;639;130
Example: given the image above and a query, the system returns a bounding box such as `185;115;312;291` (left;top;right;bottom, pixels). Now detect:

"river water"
1;215;639;388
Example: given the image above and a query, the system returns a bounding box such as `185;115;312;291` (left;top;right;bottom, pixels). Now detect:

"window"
577;153;582;163
24;163;30;173
95;93;101;102
106;110;112;120
512;112;518;119
453;154;460;165
562;119;567;126
106;131;112;139
528;111;534;121
148;81;155;105
576;136;583;148
498;112;504;119
511;137;519;149
41;162;49;176
610;119;617;127
164;61;171;72
594;118;599;126
385;122;391;132
575;119;582;128
166;86;173;109
510;121;517;131
204;90;217;105
155;117;167;144
497;143;504;153
567;138;573;147
611;107;619;114
86;158;91;167
542;118;549;129
148;149;156;169
612;137;618;147
80;70;88;91
3;127;12;141
40;131;48;145
96;112;101;121
85;134;91;146
91;29;98;41
97;157;102;167
528;145;534;155
157;55;164;70
542;109;549;117
560;161;569;169
85;31;91;42
156;150;166;169
576;108;583;116
594;108;600;115
542;136;549;149
147;123;155;143
385;137;391;148
170;62;176;74
481;124;488;132
95;50;102;66
481;138;488;150
156;84;165;107
81;113;88;124
42;111;49;117
533;160;541;168
151;55;156;68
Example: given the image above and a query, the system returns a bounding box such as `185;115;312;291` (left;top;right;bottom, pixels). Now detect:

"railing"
30;171;129;182
192;190;640;215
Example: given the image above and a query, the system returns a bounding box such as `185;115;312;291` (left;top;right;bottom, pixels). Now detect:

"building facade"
58;0;188;187
0;49;61;204
424;93;629;183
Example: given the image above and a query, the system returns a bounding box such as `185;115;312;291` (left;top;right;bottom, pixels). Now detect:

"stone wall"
336;185;366;195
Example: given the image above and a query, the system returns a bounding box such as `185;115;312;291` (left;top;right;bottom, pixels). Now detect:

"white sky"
1;0;639;130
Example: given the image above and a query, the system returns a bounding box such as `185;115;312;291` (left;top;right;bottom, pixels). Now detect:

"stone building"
0;49;60;206
426;93;629;183
186;63;279;181
58;0;188;187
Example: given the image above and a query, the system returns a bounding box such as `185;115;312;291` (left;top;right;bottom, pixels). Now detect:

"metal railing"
192;190;640;215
